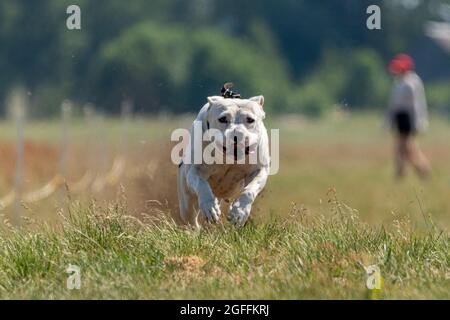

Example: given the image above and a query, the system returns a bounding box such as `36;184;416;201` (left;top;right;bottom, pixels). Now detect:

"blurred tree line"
0;0;449;117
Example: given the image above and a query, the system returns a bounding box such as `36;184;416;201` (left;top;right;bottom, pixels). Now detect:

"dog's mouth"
222;144;252;160
222;146;241;161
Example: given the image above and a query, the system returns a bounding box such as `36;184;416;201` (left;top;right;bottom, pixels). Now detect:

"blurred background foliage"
0;0;449;117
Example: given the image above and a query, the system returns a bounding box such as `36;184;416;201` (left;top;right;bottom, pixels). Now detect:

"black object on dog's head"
220;82;241;99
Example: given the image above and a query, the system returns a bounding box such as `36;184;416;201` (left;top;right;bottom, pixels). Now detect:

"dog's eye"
246;117;255;124
218;116;228;124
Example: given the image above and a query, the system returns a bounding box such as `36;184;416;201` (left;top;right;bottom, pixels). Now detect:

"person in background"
386;53;431;179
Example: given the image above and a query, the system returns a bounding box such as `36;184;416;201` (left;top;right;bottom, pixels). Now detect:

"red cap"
388;54;415;75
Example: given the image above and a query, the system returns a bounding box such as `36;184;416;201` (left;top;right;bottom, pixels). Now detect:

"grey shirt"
387;71;429;132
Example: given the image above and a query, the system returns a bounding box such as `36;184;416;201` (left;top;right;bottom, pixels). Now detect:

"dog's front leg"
228;167;269;226
186;166;221;223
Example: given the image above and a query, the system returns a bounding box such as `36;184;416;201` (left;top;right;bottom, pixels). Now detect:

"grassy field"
0;198;448;299
0;113;449;299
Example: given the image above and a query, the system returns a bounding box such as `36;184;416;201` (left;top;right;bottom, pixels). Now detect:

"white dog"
177;92;270;229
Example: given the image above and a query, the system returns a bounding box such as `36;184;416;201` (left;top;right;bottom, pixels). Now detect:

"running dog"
177;84;270;228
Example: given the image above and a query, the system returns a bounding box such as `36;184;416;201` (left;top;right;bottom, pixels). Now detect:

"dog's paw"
227;202;251;227
199;198;221;223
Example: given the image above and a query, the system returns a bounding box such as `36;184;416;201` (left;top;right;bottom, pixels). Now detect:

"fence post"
85;105;108;192
120;100;133;158
13;103;25;225
96;112;108;176
83;103;96;174
58;100;72;203
59;100;72;179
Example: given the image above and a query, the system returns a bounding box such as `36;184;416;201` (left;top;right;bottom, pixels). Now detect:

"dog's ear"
249;95;264;108
207;96;223;106
203;97;220;132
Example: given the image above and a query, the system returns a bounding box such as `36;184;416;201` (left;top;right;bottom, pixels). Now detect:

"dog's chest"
207;164;254;199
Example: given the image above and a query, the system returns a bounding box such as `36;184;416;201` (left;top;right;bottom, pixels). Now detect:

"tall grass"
0;192;448;299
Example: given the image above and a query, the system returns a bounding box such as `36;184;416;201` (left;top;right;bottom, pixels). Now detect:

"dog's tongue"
247;143;257;154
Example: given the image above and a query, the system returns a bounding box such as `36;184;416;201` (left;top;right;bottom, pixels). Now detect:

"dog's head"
205;95;266;161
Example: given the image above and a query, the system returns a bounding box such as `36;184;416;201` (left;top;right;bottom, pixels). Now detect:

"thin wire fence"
0;100;139;225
